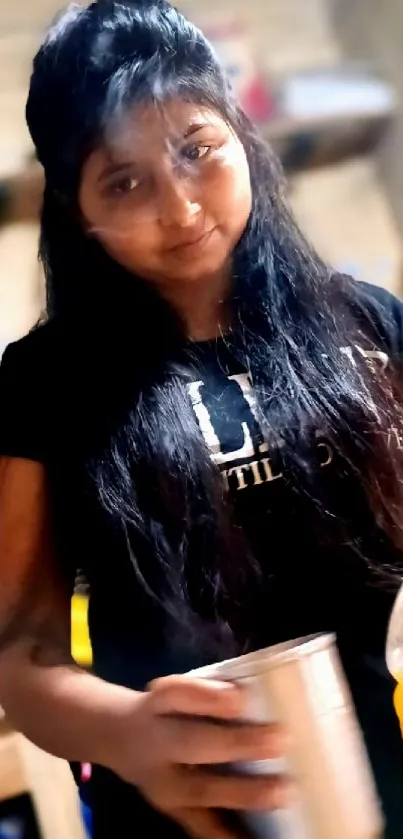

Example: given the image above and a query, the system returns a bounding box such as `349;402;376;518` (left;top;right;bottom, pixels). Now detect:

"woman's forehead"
102;99;225;159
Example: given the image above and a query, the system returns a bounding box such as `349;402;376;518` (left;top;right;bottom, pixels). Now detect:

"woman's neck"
159;268;232;341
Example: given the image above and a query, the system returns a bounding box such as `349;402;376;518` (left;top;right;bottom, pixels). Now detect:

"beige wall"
331;0;403;245
182;0;341;73
291;160;401;291
0;0;71;32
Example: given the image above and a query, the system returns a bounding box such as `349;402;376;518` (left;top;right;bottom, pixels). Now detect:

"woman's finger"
179;767;292;811
149;676;245;719
166;718;286;765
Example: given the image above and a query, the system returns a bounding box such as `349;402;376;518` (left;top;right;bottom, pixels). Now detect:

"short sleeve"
0;337;48;463
357;281;403;362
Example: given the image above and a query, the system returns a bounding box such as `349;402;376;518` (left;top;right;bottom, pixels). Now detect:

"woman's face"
79;100;252;289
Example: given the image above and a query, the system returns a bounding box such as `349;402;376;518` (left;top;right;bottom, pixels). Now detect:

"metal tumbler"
189;633;384;839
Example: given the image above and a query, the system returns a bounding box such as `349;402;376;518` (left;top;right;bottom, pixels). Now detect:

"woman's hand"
112;674;291;839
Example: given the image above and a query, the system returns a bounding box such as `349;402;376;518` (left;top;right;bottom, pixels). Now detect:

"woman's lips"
168;227;216;255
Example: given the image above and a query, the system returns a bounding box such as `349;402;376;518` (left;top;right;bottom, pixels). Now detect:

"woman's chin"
166;250;230;285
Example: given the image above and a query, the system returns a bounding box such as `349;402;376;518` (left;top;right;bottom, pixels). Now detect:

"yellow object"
71;593;92;667
385;584;403;735
393;680;403;737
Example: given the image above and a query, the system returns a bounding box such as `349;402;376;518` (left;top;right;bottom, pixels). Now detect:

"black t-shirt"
2;280;403;837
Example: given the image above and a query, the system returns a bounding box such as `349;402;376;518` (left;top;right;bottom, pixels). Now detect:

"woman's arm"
0;457;289;839
0;456;139;768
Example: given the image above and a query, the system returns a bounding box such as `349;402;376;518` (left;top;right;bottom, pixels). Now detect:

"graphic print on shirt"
188;371;285;492
187;344;390;493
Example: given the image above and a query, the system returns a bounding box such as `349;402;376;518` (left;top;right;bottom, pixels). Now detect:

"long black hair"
26;0;403;648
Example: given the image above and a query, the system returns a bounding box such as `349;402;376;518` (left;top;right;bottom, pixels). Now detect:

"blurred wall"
183;0;340;72
332;0;403;244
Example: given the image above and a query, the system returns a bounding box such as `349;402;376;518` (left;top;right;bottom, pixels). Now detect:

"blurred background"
1;0;403;357
0;0;402;837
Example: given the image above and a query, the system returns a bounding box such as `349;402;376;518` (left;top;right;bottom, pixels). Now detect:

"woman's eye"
109;175;140;196
181;144;210;162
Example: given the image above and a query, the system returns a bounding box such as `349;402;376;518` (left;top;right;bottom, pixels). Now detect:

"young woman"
1;1;403;836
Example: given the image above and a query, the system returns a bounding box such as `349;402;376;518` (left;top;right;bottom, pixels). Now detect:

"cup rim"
188;632;336;681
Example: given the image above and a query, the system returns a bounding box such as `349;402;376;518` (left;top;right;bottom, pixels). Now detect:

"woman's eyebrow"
97;160;134;185
184;123;207;138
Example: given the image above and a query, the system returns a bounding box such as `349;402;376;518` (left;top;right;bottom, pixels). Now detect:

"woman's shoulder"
0;322;63;464
357;280;403;320
349;279;403;359
2;319;62;371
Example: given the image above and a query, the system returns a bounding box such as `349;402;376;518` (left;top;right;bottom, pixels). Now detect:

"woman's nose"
156;171;202;228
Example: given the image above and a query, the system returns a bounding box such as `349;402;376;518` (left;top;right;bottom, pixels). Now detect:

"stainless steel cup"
189;633;384;839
